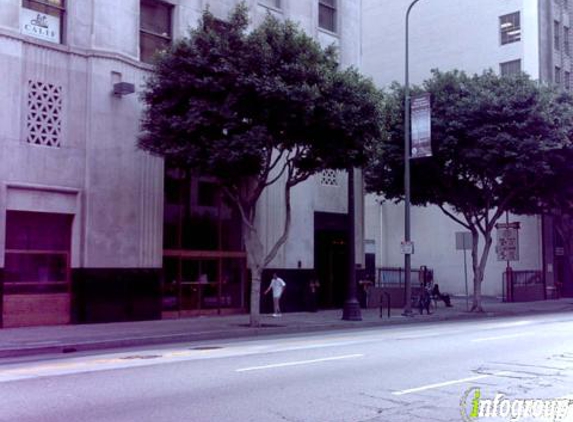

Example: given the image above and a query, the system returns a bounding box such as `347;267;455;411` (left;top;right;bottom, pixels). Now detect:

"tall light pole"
403;0;423;316
342;166;362;321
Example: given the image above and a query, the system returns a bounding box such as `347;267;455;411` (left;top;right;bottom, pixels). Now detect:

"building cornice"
0;27;153;72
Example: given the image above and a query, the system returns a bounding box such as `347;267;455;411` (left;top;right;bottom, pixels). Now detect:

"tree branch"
438;204;472;230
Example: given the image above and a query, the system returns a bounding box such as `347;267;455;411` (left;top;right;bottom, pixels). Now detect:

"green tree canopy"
365;70;573;311
139;5;383;325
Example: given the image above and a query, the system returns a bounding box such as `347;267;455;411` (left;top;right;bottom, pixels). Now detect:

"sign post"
495;218;520;302
455;231;472;311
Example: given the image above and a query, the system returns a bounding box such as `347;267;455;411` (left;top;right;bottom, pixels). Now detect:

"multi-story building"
362;0;568;298
0;0;364;327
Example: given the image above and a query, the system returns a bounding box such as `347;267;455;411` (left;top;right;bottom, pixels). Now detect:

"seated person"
431;284;453;307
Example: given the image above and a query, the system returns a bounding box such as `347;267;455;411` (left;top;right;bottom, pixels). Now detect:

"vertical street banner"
411;93;432;158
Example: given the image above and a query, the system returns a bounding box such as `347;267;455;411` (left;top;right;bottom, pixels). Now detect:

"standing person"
264;273;286;317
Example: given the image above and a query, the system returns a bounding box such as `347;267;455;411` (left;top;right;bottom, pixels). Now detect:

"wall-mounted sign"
411;93;432;159
21;8;60;44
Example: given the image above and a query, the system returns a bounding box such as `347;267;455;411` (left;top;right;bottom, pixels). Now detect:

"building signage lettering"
21;8;60;44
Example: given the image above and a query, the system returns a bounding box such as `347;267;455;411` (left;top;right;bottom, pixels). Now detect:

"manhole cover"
190;346;223;351
120;354;162;360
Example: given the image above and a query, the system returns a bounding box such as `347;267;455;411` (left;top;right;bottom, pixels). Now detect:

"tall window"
555;66;562;86
565;26;570;55
500;12;521;45
565;71;571;90
22;0;65;44
319;0;337;33
555;21;561;50
259;0;281;9
140;0;172;64
500;59;521;77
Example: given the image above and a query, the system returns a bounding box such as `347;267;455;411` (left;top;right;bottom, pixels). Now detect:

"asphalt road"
1;313;573;422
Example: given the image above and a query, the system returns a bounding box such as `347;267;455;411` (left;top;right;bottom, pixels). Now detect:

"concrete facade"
0;0;363;326
362;0;567;297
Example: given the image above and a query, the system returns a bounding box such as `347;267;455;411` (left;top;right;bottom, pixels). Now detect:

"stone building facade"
0;0;364;327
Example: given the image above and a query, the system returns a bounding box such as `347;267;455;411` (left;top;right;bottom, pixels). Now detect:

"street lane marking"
471;333;533;343
235;354;364;372
392;371;510;396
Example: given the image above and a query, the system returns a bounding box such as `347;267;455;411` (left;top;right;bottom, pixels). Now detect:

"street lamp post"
403;0;423;316
342;166;362;321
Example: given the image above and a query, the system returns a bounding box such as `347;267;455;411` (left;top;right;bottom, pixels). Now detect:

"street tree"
139;5;383;325
365;70;572;311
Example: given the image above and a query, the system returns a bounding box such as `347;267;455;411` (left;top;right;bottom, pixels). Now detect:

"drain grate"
120;354;162;360
190;346;223;351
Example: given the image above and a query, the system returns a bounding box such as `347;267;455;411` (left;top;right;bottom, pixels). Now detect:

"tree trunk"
470;229;493;312
243;222;265;327
249;267;263;327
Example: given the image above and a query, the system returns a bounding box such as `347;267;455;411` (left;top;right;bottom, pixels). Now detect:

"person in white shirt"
264;273;286;317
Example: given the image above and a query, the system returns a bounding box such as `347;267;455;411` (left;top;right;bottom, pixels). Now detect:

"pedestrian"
418;284;432;315
264;273;286;317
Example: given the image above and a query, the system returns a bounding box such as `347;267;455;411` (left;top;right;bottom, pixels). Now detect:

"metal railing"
502;270;544;302
376;267;432;287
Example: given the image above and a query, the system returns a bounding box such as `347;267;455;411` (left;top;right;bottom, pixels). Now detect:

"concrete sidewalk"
0;296;571;359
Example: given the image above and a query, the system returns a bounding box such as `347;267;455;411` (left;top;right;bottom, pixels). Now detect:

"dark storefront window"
162;167;246;315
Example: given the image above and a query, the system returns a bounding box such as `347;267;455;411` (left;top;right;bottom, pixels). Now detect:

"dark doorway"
314;212;349;308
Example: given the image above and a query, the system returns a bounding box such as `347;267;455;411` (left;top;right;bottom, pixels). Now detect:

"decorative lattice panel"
26;80;62;147
320;169;339;186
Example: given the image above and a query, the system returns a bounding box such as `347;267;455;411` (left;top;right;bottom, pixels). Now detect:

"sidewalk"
0;296;571;359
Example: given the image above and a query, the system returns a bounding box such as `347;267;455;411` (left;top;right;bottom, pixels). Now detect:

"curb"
0;306;571;359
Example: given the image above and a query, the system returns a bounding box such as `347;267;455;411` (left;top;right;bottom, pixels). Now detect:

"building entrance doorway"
314;212;349;308
3;211;72;327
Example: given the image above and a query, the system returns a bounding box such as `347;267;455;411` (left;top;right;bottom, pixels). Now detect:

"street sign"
455;231;472;250
400;241;414;255
494;222;520;229
411;93;432;158
496;224;519;261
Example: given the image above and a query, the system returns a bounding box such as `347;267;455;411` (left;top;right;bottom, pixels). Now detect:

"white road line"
392;371;510;396
471;333;533;343
235;354;364;372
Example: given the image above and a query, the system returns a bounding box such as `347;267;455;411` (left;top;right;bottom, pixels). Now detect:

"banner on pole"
411;93;432;158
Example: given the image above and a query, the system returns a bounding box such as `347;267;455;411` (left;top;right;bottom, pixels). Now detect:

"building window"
565;26;570;55
555;66;562;86
319;0;337;33
259;0;281;9
140;0;172;64
500;12;521;45
21;0;65;44
565;71;571;90
555;21;561;50
500;59;521;76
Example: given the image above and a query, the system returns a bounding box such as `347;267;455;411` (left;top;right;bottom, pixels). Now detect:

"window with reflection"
140;0;172;64
4;211;72;294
